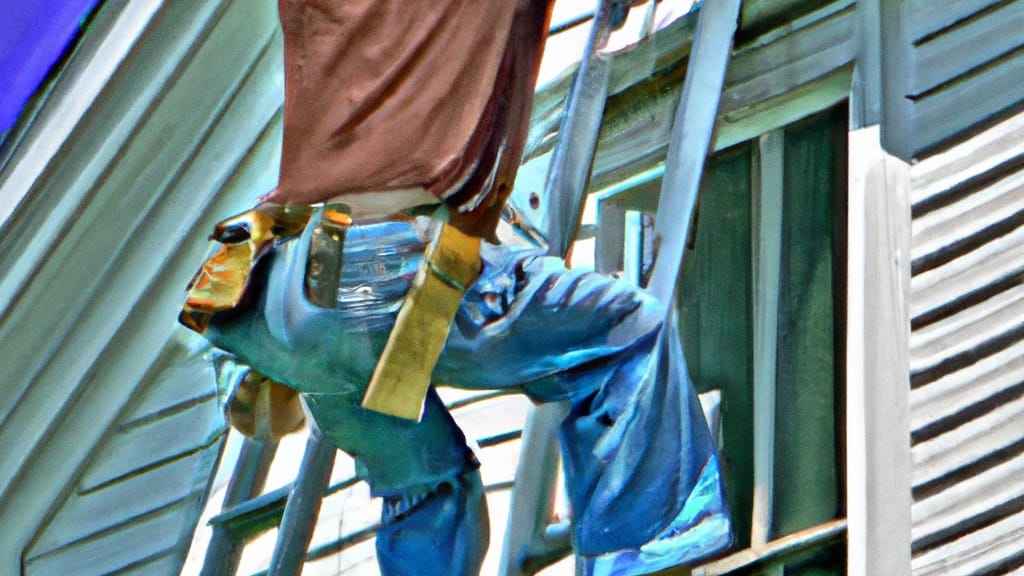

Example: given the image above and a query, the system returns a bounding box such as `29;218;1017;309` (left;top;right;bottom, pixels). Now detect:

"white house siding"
909;110;1024;576
0;0;284;574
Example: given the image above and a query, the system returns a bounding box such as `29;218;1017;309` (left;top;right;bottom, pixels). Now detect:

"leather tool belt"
180;203;479;423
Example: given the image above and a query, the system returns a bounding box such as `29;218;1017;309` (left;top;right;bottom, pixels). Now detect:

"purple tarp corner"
0;0;100;133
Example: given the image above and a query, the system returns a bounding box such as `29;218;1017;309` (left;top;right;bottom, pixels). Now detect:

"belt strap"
304;205;353;308
361;223;481;421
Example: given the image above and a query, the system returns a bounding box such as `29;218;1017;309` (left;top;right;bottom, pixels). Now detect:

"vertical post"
646;0;742;305
878;0;915;161
500;403;570;576
750;130;784;553
596;200;626;275
638;4;740;575
851;0;882;129
846;126;912;576
539;0;614;259
202;438;277;576
503;2;617;573
623;210;645;285
267;427;337;576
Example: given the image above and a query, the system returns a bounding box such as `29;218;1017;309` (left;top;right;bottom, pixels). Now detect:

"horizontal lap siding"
909;108;1024;575
0;0;285;573
883;0;1024;160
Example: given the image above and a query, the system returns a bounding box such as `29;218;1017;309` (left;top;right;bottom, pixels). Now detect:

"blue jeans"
204;217;729;575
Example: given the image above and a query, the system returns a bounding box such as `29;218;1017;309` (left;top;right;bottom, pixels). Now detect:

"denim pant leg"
203;219;729;574
437;249;730;568
203;221;490;575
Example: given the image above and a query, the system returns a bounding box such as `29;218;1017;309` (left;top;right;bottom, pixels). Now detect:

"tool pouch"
226;368;307;444
179;203;314;333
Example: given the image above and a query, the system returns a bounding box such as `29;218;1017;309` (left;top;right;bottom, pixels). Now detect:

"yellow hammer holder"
361;223;482;421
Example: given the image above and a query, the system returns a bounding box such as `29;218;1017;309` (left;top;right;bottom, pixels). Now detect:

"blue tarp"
0;0;99;133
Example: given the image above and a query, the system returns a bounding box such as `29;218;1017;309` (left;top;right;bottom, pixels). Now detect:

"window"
597;105;850;575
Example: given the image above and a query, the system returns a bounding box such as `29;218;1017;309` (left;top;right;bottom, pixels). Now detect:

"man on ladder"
180;1;733;574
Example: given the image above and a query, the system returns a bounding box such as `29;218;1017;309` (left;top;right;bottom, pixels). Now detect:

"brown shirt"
268;0;553;239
